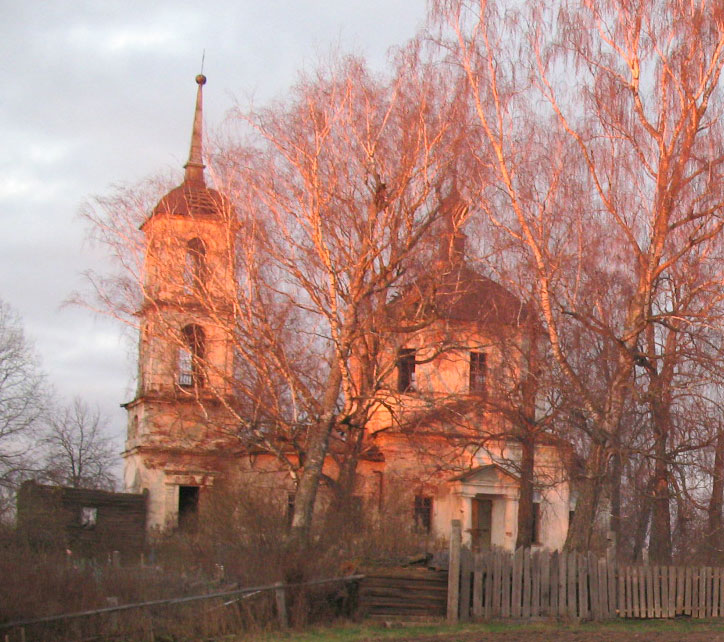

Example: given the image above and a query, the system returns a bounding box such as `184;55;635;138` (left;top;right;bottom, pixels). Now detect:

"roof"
429;263;528;325
150;181;230;220
393;260;529;328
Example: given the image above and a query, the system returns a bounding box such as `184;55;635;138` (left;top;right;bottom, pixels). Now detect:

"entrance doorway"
471;496;493;551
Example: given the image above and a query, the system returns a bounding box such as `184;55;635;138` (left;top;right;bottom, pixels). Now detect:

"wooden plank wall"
449;544;724;621
359;568;448;618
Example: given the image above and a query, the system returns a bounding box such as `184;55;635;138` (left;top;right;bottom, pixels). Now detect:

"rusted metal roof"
151;182;230;219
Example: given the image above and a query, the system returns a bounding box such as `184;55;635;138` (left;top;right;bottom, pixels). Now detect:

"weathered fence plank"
522;548;531;618
632;566;640;618
473;552;483;619
588;552;599;620
443;527;724;625
512;548;523;618
598;556;609;618
567;552;577;618
694;567;701;618
558;551;567;617
484;552;493;619
646;565;654;618
550;550;559;616
459;547;472;621
532;551;541;617
640;566;647;618
578;553;589;620
447;519;461;623
492;549;502;617
713;568;719;618
619;564;627;618
502;552;511;618
541;550;550;617
660;566;668;619
608;554;617;617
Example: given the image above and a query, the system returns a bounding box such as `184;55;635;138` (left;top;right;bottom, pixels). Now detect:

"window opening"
178;485;199;531
129;415;139;439
80;506;98;528
178;324;205;387
184;238;207;293
469;351;487;396
414;495;432;533
397;348;416;393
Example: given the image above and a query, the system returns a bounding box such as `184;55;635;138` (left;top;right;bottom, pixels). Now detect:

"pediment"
448;463;520;485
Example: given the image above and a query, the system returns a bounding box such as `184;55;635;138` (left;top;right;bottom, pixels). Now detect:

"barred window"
469;351;487;396
178;324;205;387
414;495;432;533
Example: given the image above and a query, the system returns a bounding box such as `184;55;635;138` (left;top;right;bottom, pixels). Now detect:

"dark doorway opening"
471;496;493;552
178;485;200;531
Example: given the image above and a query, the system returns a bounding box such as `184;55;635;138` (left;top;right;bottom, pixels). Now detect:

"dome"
405;262;529;327
151;182;230;219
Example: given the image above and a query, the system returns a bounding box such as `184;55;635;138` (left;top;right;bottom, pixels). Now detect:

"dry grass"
0;485;433;640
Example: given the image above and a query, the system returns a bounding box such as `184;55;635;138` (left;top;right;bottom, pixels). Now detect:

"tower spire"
439;184;468;265
184;74;207;185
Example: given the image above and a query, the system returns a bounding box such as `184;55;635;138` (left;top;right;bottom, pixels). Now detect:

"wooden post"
447;519;462;623
274;582;288;629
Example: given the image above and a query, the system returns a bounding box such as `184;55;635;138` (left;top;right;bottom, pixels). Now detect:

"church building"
122;76;573;550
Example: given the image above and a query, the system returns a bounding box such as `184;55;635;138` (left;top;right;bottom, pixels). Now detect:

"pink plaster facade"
122;77;571;548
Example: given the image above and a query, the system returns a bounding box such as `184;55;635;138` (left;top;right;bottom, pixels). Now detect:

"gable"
448;464;520;485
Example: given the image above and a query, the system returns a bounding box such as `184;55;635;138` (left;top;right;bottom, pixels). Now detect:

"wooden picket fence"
447;520;724;621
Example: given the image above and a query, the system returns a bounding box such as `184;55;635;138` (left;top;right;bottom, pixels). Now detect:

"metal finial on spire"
184;74;207;185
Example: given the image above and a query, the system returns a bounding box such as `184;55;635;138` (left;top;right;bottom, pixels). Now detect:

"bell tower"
123;75;238;531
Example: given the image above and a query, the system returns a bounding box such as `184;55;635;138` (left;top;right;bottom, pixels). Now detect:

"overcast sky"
0;1;428;470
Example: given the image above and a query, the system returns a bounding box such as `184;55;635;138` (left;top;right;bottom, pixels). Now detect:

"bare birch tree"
0;299;47;507
431;0;724;552
40;397;118;490
225;51;463;541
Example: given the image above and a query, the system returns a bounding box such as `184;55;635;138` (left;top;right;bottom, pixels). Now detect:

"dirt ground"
386;630;724;642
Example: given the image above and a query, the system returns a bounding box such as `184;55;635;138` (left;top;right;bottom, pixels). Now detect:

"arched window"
178;324;205;387
183;238;207;293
